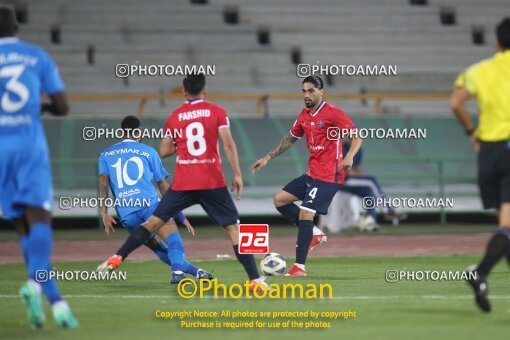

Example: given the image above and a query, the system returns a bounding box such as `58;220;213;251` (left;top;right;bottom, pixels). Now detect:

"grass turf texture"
0;223;498;242
1;255;509;339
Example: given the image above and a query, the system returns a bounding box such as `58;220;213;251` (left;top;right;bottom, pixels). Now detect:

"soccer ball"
357;215;380;232
260;252;286;276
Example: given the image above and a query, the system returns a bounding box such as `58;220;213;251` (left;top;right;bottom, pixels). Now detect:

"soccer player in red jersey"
251;75;363;276
98;75;269;291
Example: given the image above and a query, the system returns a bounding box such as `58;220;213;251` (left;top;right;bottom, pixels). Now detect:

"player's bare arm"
219;126;243;200
450;87;479;151
350;164;363;176
156;179;170;196
42;92;69;116
251;132;299;173
180;218;195;237
98;174;117;235
159;138;177;158
341;135;363;172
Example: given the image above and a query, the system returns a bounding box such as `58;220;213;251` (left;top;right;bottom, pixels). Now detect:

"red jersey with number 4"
163;99;228;190
290;101;355;184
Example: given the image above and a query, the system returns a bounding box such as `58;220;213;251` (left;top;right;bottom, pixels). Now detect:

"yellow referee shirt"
454;50;510;141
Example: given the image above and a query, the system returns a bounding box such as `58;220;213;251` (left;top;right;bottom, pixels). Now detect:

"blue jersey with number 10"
98;140;169;218
0;37;64;150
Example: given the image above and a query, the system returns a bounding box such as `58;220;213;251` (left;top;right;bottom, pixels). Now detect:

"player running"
450;18;510;312
98;75;269;290
251;75;363;277
96;115;212;283
0;6;78;329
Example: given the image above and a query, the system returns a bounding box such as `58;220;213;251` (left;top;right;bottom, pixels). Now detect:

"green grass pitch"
1;255;509;340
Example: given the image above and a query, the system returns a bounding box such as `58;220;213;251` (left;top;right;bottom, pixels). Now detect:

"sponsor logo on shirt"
309;145;325;151
118;188;141;198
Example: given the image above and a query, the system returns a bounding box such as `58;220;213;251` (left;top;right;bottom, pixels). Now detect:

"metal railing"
52;156;476;224
64;92;451;116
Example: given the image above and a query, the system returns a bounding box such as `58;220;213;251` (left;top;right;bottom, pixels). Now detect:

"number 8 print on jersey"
163;98;230;191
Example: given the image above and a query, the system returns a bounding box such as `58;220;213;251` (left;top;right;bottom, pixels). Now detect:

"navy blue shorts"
282;174;341;215
153;187;239;227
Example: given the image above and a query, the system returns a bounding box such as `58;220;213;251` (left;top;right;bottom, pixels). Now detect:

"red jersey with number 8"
163;99;228;190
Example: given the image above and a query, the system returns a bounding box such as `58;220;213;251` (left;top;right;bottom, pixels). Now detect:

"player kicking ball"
0;6;78;329
251;75;362;277
98;75;270;291
96;116;212;283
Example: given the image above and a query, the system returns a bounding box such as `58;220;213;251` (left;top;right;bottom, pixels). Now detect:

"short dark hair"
183;75;206;96
302;75;324;90
0;5;18;38
496;17;510;49
121;115;140;130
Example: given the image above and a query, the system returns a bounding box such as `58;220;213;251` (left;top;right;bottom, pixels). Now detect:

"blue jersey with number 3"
0;37;65;150
98;140;169;218
0;37;64;219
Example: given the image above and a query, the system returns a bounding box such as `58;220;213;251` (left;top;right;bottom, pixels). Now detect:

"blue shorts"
0;148;53;220
120;203;158;232
282;174;341;215
153;187;239;227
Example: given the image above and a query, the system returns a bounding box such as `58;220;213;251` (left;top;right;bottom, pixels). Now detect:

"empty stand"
8;0;508;116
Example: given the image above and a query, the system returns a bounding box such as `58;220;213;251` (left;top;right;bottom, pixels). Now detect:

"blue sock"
152;247;172;266
151;241;198;276
296;220;314;265
28;223;62;304
183;261;199;277
166;233;185;272
20;235;29;265
41;265;62;304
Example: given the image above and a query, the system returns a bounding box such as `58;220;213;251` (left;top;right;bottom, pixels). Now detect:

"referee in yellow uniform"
450;17;510;313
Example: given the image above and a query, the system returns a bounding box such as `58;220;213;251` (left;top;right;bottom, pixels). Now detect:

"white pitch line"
0;294;180;299
2;294;510;300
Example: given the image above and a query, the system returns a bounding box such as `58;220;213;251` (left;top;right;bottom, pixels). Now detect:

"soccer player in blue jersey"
338;140;407;230
96;116;212;284
0;6;78;329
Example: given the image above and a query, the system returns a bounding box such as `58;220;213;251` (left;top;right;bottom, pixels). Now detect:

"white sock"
312;226;323;236
294;263;305;270
52;300;69;311
28;279;42;293
256;276;266;283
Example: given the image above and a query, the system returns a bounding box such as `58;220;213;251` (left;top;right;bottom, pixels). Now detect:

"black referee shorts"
478;141;510;209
